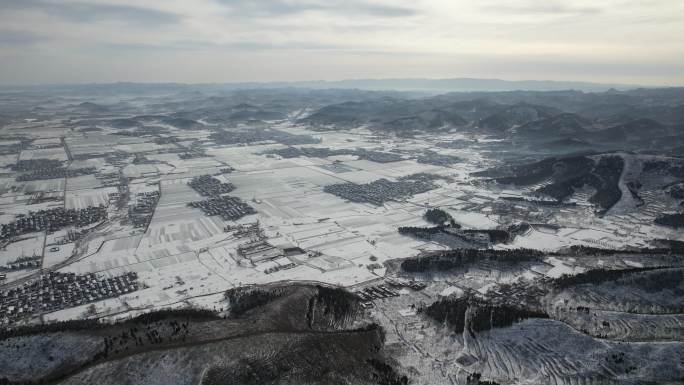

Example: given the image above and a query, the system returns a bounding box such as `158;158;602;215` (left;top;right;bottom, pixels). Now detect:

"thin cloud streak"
1;0;180;25
217;0;419;17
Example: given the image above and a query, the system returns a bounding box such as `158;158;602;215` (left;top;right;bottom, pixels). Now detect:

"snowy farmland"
1;87;684;385
3;122;681;306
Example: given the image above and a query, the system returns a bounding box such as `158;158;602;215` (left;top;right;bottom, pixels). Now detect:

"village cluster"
188;196;256;221
266;146;404;163
1;206;107;241
323;176;439;206
0;272;139;325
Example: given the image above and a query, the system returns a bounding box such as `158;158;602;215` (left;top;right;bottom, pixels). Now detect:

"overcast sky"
1;0;682;86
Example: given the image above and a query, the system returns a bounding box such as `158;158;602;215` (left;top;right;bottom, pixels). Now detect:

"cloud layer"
1;0;682;85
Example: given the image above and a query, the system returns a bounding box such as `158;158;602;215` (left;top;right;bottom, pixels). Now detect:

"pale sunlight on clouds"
0;0;682;85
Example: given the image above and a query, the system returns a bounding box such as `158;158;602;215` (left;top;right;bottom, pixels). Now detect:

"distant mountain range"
299;88;684;150
3;81;683;155
261;78;644;93
0;77;650;94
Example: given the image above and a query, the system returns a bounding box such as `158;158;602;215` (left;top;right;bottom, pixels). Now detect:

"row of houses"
188;196;256;221
0;271;139;325
1;206;107;240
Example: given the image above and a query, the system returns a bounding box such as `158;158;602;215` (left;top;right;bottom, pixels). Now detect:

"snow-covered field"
0;121;681;337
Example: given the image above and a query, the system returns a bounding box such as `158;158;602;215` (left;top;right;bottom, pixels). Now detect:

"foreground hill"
0;284;406;385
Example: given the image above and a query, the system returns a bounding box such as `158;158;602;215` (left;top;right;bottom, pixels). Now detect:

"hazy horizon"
1;0;683;86
0;77;673;96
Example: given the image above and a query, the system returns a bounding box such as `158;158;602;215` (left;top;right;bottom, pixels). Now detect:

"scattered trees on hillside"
306;286;362;329
655;213;684;228
224;287;287;317
423;296;547;336
424;208;457;227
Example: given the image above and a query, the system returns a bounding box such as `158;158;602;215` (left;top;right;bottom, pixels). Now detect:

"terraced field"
546;267;684;341
465;319;683;385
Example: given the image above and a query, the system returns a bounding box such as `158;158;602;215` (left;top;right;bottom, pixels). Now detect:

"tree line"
401;248;545;273
551;266;667;289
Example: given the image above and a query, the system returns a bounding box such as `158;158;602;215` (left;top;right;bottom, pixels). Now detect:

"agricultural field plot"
157;166;226;182
18;147;68;161
0;233;44;266
139;215;226;251
320;168;382;184
0;197;64;220
64;134;122;158
66;174;103;191
68;158;110;171
0;139;22;148
143;152;182;164
501;226;624;251
114;142;177;153
315;238;383;263
128;180;160;196
316;162;361;173
42;243;75;268
158;178;204;204
131;179;232;259
208;145;325;171
65;187;117;210
42;295;131;324
260;190;371;221
226;165;344;201
295;226;361;251
0;155;18;168
63;252;141;276
349;159;444;178
4;125;71;140
172;157;226;171
30;138;62;147
122;163;176;179
12;178;66;194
